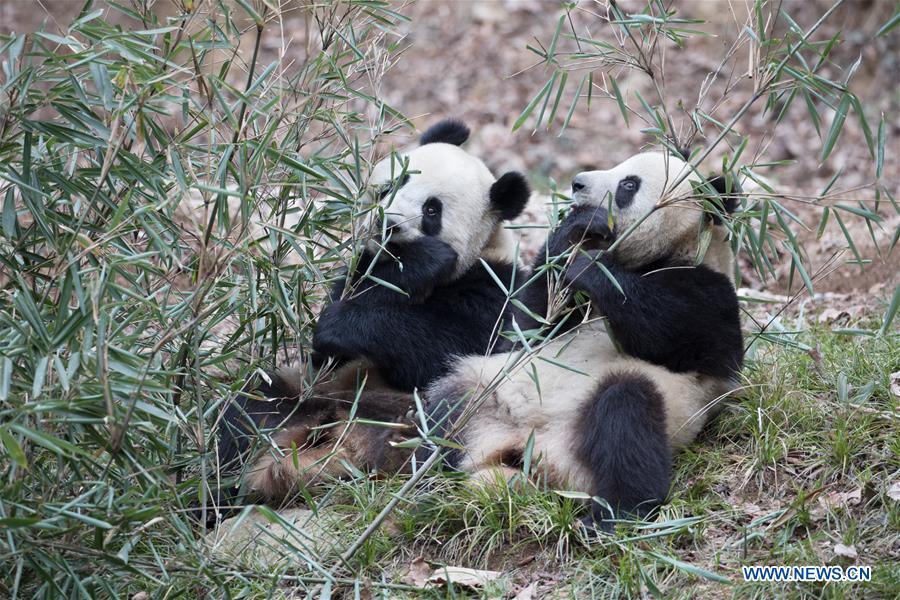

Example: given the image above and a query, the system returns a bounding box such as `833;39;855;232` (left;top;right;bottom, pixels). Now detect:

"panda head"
368;119;530;276
568;152;740;276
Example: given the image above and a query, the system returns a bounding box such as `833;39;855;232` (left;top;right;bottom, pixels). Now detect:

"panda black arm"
313;297;501;390
564;254;743;378
312;238;458;364
507;224;578;332
313;264;514;390
509;211;607;335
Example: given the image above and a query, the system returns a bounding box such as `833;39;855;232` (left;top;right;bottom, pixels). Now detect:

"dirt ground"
4;0;898;298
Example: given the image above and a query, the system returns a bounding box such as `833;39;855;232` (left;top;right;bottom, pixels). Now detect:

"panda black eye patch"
421;197;443;236
615;175;641;208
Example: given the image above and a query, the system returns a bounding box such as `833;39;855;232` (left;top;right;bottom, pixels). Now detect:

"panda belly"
432;320;732;493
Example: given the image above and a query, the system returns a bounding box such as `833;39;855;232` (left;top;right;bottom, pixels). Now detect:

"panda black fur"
217;119;530;501
426;151;743;527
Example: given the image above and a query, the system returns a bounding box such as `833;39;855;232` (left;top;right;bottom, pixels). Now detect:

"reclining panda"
245;150;744;529
217;120;531;500
427;151;744;527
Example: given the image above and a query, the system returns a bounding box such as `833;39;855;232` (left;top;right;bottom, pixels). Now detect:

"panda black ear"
490;172;530;221
420;119;470;146
705;172;743;223
674;145;691;162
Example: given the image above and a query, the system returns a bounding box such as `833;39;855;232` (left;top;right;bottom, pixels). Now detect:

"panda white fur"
426;151;743;527
217;119;531;503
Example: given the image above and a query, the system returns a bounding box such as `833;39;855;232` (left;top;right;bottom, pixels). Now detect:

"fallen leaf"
514;582;538;600
737;502;763;517
515;554;536;567
401;556;431;588
833;543;858;559
890;371;900;399
770;507;797;529
811;488;861;521
888;481;900;502
427;566;502;589
818;308;849;323
819;488;862;510
807;347;823;363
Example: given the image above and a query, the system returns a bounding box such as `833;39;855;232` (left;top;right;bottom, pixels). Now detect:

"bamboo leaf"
821;92;851;162
648;552;730;584
877;285;899;338
610;76;629;126
876;10;900;37
0;428;27;468
513;76;554;132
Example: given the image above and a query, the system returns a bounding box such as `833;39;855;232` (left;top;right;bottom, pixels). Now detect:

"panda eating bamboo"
236;138;744;530
426;151;744;528
216;119;531;503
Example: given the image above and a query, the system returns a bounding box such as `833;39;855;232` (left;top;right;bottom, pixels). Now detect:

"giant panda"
217;119;531;501
241;150;744;530
425;150;744;528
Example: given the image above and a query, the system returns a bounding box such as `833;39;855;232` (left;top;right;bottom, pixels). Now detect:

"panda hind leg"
577;371;671;532
245;421;355;502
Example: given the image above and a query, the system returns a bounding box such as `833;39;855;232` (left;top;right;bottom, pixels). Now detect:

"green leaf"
32;356;49;399
2;189;16;238
648;552;730;583
0;428;27;468
610;76;629;126
876;9;900;37
9;424;89;458
365;275;409;297
535;70;560;130
547;14;565;60
547;70;568;127
522;431;536;478
848;94;874;157
478;258;511;294
0;517;42;528
513;75;554;132
877;284;899;338
821;92;851;162
783;242;814;296
510;299;549;326
536;355;590;377
560;73;589;135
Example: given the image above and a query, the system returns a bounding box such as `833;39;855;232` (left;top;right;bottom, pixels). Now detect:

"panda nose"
572;176;587;193
384;217;401;231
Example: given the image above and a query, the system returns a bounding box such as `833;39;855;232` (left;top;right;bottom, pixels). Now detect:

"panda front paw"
409;236;458;281
312;303;354;359
562;250;611;287
385;236;458;293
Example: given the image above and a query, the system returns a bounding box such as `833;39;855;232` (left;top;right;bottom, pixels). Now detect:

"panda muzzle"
565;205;614;251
